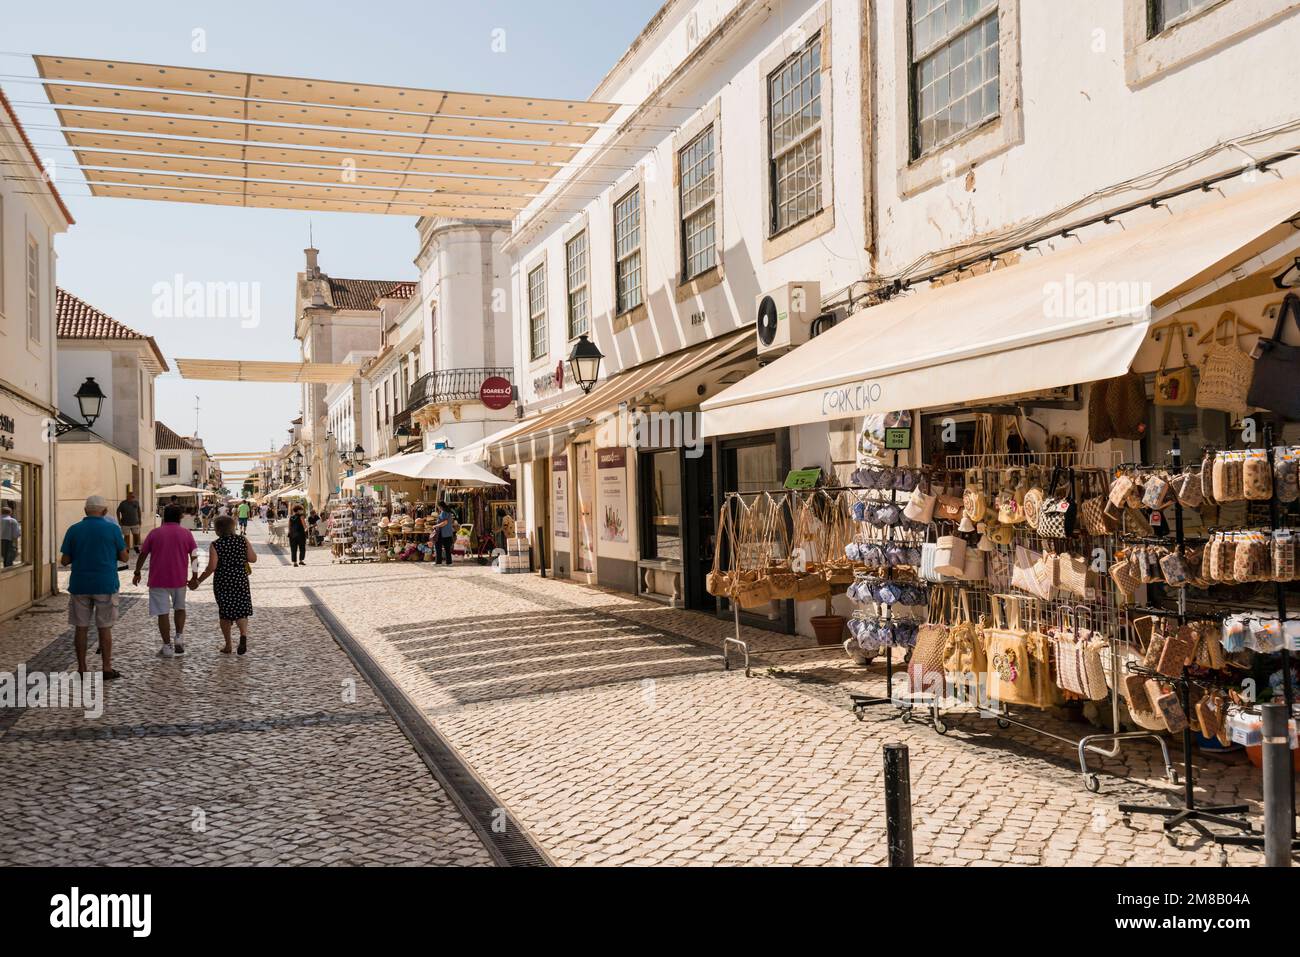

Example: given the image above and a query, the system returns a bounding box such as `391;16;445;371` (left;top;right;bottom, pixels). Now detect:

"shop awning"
701;175;1300;437
488;328;753;465
353;451;508;486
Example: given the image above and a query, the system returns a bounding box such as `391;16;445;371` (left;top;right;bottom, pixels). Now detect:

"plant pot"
811;615;847;647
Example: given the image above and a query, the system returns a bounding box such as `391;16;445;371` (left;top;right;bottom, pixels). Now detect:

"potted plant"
810;590;847;646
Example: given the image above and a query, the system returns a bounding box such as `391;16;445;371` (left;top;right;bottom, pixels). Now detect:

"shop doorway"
574;442;596;576
682;445;714;611
531;456;551;573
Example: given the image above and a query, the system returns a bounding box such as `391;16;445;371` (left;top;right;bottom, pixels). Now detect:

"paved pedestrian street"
0;525;1272;866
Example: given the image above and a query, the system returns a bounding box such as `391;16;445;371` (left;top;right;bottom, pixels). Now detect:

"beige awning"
33;55;619;217
488;329;754;466
701;176;1300;437
175;359;360;383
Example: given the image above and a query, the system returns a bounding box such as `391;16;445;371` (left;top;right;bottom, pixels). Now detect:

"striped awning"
31;55;620;218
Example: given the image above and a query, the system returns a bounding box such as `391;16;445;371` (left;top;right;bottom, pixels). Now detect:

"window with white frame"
383;380;390;424
908;0;1000;159
613;188;643;313
767;35;823;234
565;231;589;339
26;235;40;342
1148;0;1221;33
528;263;548;360
679;126;717;279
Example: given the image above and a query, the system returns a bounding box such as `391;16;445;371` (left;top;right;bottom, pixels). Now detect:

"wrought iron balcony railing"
404;367;513;414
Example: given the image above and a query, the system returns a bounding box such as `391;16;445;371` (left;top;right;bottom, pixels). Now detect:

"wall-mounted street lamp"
54;377;107;436
568;334;604;395
395;423;416;453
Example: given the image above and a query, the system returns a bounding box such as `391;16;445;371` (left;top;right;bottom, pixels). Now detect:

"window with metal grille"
908;0;1000;159
767;34;823;234
1148;0;1220;34
679;126;717;279
528;263;548;360
26;235;39;342
565;231;589;339
614;187;643;314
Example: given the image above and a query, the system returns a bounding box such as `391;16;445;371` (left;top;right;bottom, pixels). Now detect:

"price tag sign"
783;468;822;490
885;427;912;450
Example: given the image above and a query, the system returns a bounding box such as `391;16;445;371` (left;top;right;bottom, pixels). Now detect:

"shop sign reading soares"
479;376;513;410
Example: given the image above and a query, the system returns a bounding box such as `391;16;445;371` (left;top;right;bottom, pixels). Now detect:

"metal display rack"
917;449;1175;792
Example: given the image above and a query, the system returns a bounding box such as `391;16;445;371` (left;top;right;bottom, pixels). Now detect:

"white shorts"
148;587;188;616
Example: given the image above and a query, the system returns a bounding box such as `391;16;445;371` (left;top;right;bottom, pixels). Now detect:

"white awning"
353;451;508;486
701;176;1300;437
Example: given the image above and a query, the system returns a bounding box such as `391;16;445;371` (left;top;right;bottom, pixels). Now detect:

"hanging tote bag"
903;480;937;524
933;535;967;577
763;494;799;600
732;498;775;608
1246;292;1300;420
1196;311;1255;417
706;497;737;598
1154;325;1194;406
791;495;832;602
1087;379;1115;444
1104;371;1149;440
984;595;1035;707
942;590;986;703
1037;467;1078;539
908;586;950;696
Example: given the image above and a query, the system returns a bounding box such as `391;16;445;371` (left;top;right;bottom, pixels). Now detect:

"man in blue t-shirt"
431;501;458;565
60;495;128;679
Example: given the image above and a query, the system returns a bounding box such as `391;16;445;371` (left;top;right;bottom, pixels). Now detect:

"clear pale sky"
2;0;660;476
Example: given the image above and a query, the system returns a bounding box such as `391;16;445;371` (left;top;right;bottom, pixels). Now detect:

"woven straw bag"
1196;311;1255;416
706;499;737;598
1105;372;1148;440
907;586;951;696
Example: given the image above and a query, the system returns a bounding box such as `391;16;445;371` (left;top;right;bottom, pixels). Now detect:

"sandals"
102;669;122;681
237;635;248;656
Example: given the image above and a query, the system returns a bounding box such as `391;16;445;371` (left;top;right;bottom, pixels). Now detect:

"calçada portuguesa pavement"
0;522;1276;866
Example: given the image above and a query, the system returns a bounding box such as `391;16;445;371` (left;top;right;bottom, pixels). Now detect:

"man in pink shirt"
133;504;199;657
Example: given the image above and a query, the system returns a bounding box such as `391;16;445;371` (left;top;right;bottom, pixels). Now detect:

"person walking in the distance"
193;514;256;655
0;506;19;568
133;504;199;657
60;495;127;679
116;489;143;554
288;504;308;566
236;499;251;534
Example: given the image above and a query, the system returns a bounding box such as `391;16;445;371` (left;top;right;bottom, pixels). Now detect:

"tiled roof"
328;277;406;311
56;288;146;340
155;421;194;451
56;288;169;370
377;281;418;302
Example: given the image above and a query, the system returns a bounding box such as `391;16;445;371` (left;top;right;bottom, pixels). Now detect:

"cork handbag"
732;497;775;608
705;498;737;598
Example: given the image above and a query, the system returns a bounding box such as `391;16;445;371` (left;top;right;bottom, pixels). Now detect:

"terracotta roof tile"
56;288;170;370
328;277;406;311
377;281;418;301
155;421;194;451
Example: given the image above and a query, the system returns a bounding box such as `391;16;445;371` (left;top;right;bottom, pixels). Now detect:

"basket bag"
706;499;737;597
942;591;986;703
1196;311;1255;416
907;587;951;696
1105;371;1149;440
984;596;1048;708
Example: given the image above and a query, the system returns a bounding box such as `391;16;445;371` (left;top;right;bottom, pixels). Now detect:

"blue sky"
2;0;659;473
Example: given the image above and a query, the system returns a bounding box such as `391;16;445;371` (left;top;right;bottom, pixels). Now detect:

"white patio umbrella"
155;483;211;496
353;452;507;486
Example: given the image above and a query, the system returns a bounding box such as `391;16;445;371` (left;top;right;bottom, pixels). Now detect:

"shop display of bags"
1246;292;1300;420
1037;467;1078;539
1052;615;1109;701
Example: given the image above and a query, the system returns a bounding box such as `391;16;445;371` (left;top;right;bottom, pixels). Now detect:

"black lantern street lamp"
55;376;108;435
395;424;415;453
568;334;603;395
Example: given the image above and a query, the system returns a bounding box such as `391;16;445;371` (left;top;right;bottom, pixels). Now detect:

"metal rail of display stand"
918;449;1175;792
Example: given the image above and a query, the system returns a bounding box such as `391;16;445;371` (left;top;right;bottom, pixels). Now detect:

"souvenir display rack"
1115;428;1300;856
914;449;1175;792
329;496;379;563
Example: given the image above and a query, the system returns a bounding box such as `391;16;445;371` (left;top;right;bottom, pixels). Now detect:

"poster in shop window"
552;454;569;542
597;447;629;544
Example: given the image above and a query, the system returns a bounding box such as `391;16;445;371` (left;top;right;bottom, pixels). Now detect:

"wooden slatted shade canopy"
174;359;362;383
33;55;620;217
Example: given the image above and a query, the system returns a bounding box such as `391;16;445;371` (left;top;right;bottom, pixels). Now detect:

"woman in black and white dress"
195;514;257;654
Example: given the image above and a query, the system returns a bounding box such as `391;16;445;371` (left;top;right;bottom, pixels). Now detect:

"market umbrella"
353;452;507;486
155;483;211;496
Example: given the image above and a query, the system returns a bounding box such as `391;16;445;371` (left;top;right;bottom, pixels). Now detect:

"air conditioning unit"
755;281;820;356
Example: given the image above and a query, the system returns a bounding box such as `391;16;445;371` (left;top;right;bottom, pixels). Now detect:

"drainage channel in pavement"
301;585;552;868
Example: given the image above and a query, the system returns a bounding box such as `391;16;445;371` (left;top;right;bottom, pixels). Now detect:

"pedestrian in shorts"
60;495;127;680
133;504;199;656
116;489;143;553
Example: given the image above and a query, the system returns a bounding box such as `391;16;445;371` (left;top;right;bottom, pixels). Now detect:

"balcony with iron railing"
403;367;513;416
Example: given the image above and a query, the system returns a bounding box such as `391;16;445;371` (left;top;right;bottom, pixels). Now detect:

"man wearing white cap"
59;495;128;679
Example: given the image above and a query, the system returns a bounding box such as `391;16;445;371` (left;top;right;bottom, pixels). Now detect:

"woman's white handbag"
934;535;967;578
904;485;937;524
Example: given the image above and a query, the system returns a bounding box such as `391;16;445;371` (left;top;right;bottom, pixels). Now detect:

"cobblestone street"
1;523;1272;867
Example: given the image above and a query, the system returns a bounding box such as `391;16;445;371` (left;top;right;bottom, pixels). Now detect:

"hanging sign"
885;427;912;450
552;454;569;542
479;376;513;410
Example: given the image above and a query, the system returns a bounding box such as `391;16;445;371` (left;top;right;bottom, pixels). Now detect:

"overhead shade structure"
352;451;507;486
701;176;1300;437
487;328;754;466
174;359;360;383
265;485;307;499
32;55;621;217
